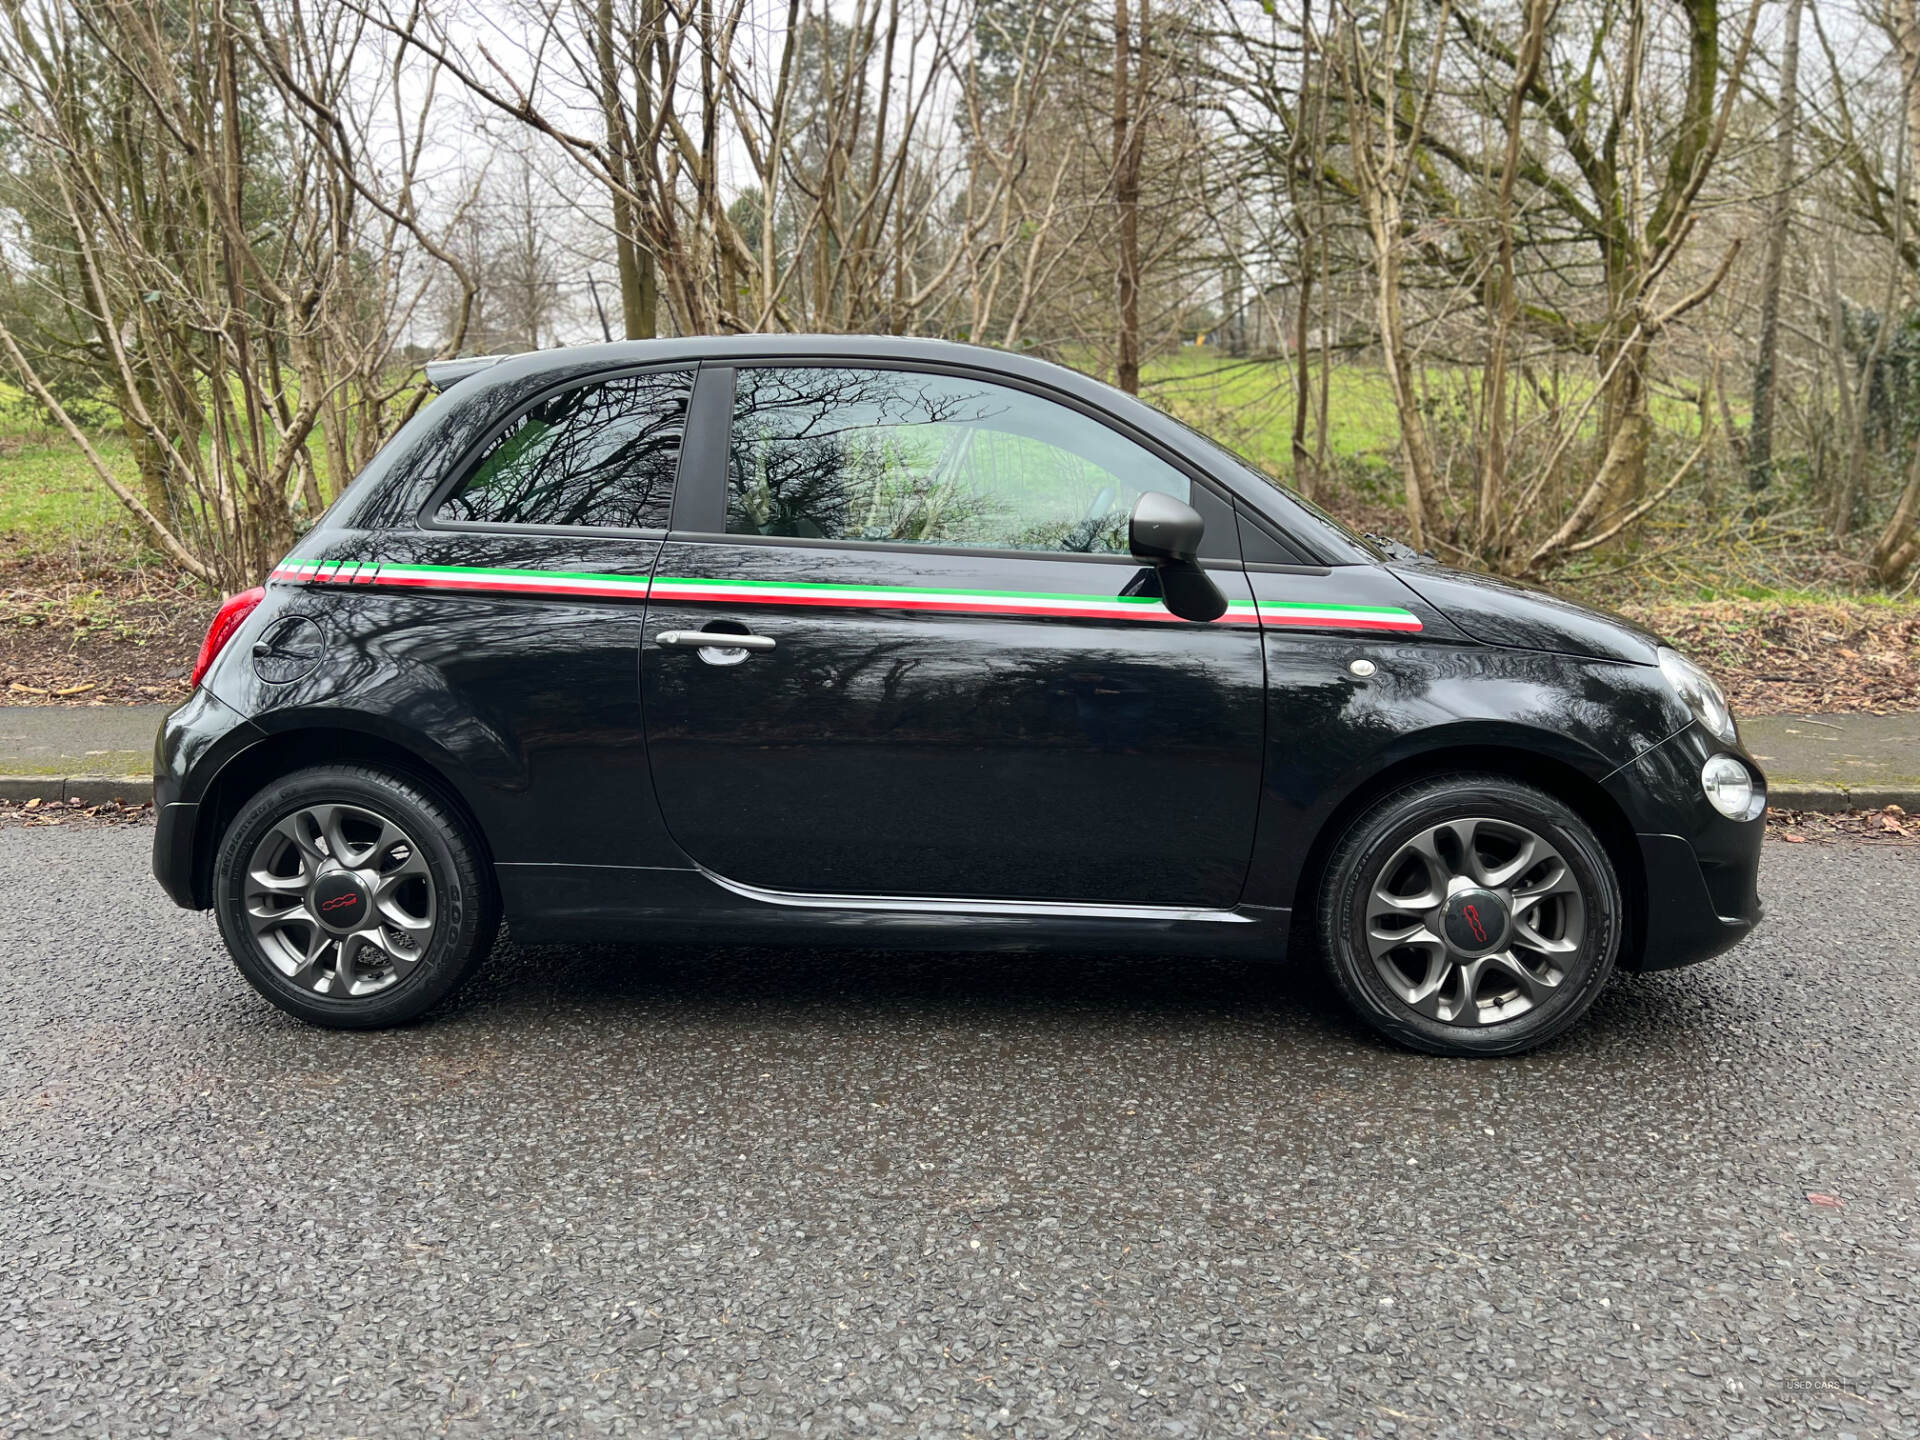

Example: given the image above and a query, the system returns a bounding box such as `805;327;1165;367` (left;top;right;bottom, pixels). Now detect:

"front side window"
437;369;692;529
725;367;1191;553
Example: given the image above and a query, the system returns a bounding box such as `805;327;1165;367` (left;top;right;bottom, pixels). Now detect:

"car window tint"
725;367;1190;553
437;369;692;529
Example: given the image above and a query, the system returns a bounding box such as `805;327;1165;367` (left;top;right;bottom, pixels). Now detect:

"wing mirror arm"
1128;492;1229;623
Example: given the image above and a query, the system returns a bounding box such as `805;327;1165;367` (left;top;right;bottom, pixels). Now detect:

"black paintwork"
152;336;1764;973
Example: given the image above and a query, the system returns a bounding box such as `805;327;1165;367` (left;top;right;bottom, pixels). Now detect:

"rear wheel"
213;764;497;1028
1317;774;1621;1056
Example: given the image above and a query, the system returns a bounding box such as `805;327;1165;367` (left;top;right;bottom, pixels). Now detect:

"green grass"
1137;350;1715;482
0;429;139;556
1140;353;1386;476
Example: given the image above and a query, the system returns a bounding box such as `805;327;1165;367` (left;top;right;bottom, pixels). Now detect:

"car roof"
363;337;1376;565
433;335;1114;402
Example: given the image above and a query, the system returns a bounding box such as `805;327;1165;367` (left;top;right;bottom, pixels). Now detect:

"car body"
153;336;1765;1053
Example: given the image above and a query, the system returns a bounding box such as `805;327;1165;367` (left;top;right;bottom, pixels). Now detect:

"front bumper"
1607;721;1767;972
1632;831;1764;971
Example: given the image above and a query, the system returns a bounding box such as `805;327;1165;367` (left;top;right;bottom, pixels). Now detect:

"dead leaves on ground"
0;796;153;829
1768;805;1920;846
1618;599;1920;715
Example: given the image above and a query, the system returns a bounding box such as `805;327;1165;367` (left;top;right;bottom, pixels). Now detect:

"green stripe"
281;557;1416;621
658;575;1176;607
652;573;1410;615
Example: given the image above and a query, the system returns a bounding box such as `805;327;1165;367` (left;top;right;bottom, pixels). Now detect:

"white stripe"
647;583;1167;615
278;562;1413;626
377;567;646;593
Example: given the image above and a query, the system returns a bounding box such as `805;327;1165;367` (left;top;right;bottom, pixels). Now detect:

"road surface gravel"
2;827;1915;1438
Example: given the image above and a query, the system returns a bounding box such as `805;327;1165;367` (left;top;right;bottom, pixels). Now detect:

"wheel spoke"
274;925;335;986
1401;952;1463;1022
1512;916;1578;956
266;811;329;870
246;894;309;932
1479;835;1540;890
375;894;434;934
337;929;412;995
377;838;430;882
362;925;422;980
1479;949;1559;1004
1512;856;1578;903
373;843;434;933
1403;824;1464;887
1371;880;1439;916
1366;919;1443;964
333;929;373;995
247;865;308;896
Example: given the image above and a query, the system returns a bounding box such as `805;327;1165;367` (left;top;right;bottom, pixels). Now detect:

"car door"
640;362;1267;908
350;364;691;872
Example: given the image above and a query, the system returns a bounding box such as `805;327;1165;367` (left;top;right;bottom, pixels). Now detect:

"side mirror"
1128;491;1204;564
1127;492;1228;623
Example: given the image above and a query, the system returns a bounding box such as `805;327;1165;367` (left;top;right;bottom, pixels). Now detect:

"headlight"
1701;754;1758;819
1657;647;1737;744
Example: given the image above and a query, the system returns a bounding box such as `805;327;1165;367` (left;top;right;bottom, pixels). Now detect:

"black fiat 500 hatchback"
153;337;1764;1055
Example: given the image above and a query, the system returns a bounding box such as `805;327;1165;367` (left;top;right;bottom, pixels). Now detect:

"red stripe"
1258;612;1422;632
369;572;648;600
277;566;1411;631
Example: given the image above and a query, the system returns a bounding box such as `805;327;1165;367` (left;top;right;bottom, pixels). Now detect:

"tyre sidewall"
1322;778;1622;1056
213;767;485;1029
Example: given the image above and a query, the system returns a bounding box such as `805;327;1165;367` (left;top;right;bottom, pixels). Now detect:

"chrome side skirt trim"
696;866;1256;924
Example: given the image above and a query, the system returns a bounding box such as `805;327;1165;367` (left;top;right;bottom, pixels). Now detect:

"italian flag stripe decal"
269;559;1422;632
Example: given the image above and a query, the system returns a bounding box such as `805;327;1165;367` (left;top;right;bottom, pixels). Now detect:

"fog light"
1702;754;1756;819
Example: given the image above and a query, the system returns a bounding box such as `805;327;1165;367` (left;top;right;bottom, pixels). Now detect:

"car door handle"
656;630;776;652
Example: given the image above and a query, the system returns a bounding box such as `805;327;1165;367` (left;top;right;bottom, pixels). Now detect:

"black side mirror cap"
1127;492;1228;622
1128;491;1205;565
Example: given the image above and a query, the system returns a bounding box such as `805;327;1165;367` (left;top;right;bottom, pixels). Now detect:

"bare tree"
1748;0;1805;499
1336;0;1451;550
0;0;469;589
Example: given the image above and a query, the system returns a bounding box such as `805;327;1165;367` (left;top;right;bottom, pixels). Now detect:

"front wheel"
213;764;498;1028
1318;775;1622;1056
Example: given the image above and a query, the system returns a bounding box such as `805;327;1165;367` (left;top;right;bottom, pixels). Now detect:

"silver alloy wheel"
243;802;436;997
1363;816;1586;1026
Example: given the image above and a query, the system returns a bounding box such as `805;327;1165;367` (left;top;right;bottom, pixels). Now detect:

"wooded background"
3;0;1919;601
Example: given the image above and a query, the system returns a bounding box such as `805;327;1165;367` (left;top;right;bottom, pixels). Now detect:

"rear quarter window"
435;368;693;530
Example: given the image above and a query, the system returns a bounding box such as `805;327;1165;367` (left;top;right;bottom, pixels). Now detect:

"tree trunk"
1748;0;1803;496
1290;242;1316;498
1595;306;1652;523
1370;196;1439;550
1872;452;1920;584
1477;0;1550;561
1287;0;1320;499
597;0;652;340
1112;0;1142;394
1868;0;1920;572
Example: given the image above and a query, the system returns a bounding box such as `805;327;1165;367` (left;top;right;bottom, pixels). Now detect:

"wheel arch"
186;723;495;911
1283;741;1646;971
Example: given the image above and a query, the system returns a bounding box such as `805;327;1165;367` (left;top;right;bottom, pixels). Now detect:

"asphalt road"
2;828;1916;1439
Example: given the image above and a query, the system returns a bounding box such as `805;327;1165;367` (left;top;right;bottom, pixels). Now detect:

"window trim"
416;360;699;538
658;531;1259;574
684;358;1247;565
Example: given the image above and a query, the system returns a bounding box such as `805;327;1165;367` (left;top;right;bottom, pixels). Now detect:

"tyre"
1318;774;1621;1056
213;764;498;1028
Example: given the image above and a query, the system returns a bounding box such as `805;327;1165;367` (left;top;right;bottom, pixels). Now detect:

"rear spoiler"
423;355;510;392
